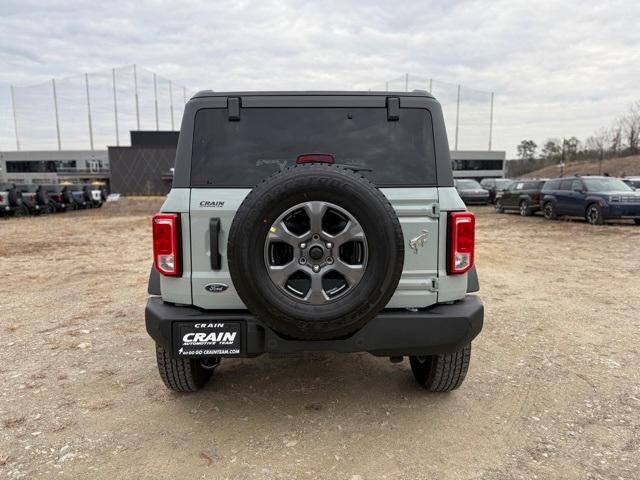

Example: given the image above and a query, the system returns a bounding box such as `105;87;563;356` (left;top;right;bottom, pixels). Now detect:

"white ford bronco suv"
146;91;483;393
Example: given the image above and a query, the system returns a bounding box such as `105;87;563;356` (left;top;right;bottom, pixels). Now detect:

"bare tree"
621;101;640;154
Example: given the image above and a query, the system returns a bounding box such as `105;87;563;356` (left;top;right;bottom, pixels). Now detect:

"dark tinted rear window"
525;181;545;190
559;180;573;190
191;107;436;187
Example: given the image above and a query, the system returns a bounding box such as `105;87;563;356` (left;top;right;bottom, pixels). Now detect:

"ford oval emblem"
205;283;229;293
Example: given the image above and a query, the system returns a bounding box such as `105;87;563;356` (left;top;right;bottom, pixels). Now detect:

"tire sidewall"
543;202;555;220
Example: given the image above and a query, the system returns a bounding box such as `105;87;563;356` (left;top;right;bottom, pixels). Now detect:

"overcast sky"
1;0;639;157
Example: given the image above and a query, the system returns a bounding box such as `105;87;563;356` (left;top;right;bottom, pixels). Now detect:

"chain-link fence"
370;74;495;152
1;65;196;152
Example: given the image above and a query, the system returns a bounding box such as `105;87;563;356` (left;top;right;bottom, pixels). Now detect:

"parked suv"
18;185;53;215
495;179;546;216
146;91;483;393
541;176;640;225
480;178;512;203
42;184;74;212
0;183;29;217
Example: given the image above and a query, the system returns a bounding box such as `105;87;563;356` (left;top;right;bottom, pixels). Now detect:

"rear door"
188;99;440;310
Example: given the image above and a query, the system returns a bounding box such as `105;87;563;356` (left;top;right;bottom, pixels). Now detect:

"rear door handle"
210;218;221;270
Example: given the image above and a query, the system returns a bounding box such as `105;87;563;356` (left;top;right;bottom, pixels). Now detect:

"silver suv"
145;91;483;393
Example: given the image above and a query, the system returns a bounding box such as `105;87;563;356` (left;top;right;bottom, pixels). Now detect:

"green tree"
541;139;562;161
517;140;537;161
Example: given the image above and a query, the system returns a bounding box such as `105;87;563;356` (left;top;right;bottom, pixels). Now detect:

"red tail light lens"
447;211;475;275
152;213;181;277
296;153;335;164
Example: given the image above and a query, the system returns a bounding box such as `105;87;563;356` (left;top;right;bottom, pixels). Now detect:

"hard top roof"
191;90;434;99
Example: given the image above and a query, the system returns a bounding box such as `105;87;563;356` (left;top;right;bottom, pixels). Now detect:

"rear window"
190;107;436;187
525;181;545;190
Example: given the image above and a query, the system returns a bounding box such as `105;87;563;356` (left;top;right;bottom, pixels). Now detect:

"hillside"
521;155;640;179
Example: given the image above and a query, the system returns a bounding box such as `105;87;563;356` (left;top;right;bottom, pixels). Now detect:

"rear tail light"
447;211;475;275
152;213;181;277
296;153;334;164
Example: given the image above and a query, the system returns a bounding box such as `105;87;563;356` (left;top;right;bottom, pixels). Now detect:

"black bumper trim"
145;295;484;357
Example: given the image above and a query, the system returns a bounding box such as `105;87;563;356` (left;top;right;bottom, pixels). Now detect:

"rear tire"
409;344;472;392
543;202;556;220
14;205;29;217
155;344;214;392
634;219;640;225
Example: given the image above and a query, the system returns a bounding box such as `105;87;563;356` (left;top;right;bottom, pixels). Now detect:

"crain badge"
205;283;229;293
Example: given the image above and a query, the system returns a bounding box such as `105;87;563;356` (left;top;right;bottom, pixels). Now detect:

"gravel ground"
1;198;639;479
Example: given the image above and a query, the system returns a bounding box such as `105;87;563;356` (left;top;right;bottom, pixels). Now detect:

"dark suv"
541;176;640;225
495;179;546;216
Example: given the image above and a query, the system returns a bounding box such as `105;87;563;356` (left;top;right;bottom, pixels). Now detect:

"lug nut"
326;242;333;249
312;265;320;272
299;242;307;249
326;257;334;264
299;257;307;265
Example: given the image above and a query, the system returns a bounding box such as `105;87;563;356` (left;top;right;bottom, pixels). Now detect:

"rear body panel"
158;92;470;311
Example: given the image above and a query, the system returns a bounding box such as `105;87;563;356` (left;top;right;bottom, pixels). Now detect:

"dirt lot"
1;198;639;479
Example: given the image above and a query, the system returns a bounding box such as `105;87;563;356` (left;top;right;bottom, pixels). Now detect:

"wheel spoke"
267;261;300;287
303;201;328;234
332;259;365;285
268;220;303;247
304;272;328;304
325;220;364;247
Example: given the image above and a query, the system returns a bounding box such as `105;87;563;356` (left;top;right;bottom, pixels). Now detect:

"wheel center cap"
309;246;324;260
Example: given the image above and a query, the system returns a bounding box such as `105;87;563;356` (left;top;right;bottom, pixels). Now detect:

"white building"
451;150;506;179
0;150;109;185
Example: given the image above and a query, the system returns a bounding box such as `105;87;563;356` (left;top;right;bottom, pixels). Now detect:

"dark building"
108;131;179;195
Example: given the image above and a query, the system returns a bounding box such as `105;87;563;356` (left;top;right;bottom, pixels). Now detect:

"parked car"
17;185;53;215
541;176;640;225
480;178;513;203
621;177;640;190
0;183;29;217
146;90;483;393
455;178;490;205
496;179;547;216
68;184;92;209
42;184;75;212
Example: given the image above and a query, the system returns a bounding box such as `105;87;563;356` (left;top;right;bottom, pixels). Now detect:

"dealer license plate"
174;322;242;357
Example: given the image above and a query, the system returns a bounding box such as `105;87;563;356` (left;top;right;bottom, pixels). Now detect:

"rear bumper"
145;295;484;358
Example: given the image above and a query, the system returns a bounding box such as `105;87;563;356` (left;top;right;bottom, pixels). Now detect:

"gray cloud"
1;0;639;156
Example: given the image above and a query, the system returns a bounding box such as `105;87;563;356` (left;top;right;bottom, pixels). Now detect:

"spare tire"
227;163;404;340
36;187;49;206
7;187;21;207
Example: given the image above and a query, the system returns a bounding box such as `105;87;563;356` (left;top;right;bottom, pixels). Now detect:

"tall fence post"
85;73;94;150
183;86;187;104
112;68;119;146
133;64;140;130
169;80;175;131
52;78;61;150
429;78;433;93
488;92;494;151
153;73;159;131
10;86;20;151
385;81;389;92
405;73;409;92
454;84;461;151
